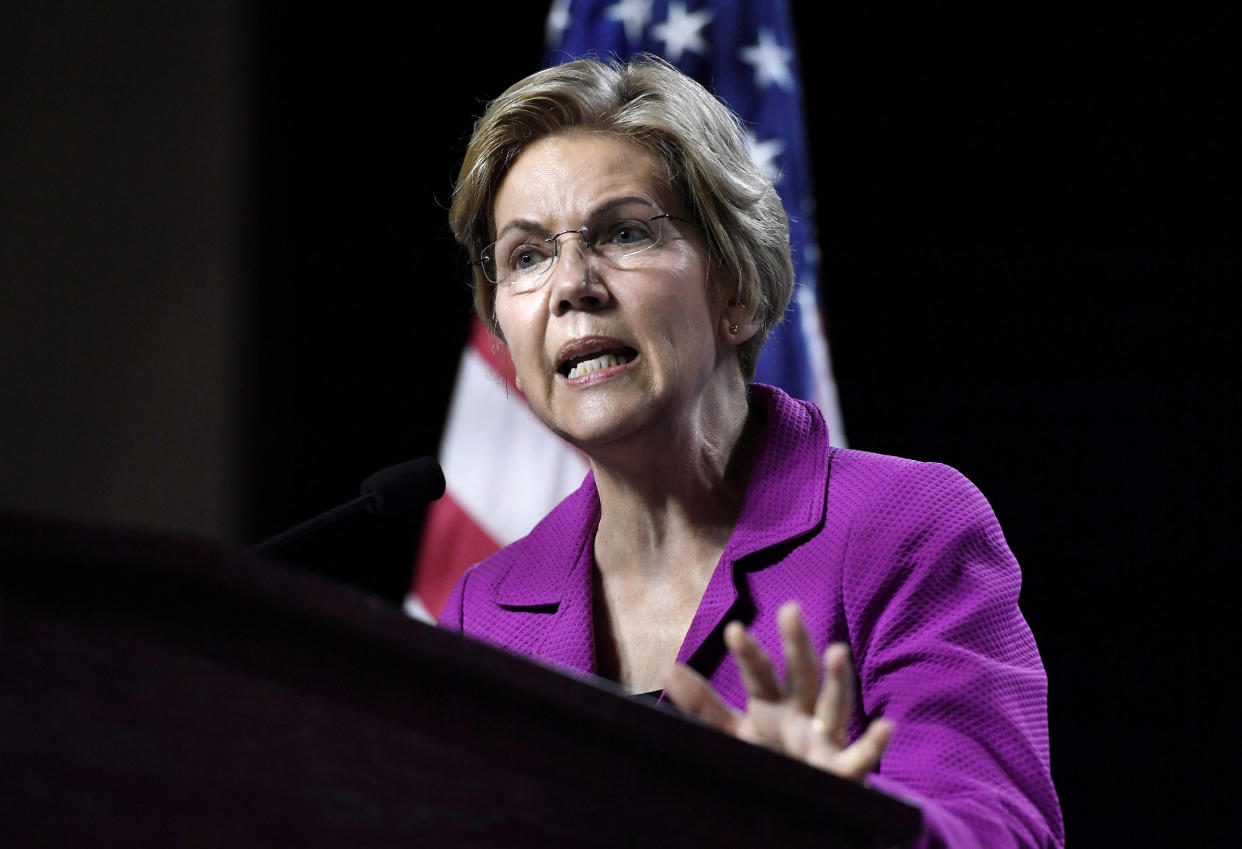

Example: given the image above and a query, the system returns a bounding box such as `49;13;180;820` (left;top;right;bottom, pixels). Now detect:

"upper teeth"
567;352;631;379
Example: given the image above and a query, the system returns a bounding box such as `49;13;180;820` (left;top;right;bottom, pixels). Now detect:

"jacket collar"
492;473;600;608
677;384;829;663
487;384;829;670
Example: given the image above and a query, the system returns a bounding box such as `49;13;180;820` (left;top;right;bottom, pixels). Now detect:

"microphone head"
359;457;446;517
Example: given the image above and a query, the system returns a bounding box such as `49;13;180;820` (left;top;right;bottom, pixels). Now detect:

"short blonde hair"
450;55;794;380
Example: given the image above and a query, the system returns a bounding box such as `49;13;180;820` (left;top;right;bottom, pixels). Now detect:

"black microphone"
249;457;445;557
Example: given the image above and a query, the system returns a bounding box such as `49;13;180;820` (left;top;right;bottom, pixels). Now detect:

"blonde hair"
450;55;793;379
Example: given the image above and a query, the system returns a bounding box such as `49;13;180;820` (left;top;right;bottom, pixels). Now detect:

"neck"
590;378;759;582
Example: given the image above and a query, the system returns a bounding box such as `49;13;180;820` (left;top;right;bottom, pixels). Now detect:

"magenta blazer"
440;384;1064;849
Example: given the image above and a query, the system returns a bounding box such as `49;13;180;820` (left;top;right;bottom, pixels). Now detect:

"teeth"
567;352;632;379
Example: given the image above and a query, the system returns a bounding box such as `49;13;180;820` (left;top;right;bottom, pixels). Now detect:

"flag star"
740;29;794;90
546;0;572;47
606;0;654;44
745;131;785;183
651;3;714;63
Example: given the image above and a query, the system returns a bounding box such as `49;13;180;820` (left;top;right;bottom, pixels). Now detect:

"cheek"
493;299;521;352
494;300;539;387
653;267;717;337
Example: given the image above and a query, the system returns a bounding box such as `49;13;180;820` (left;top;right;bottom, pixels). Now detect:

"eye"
605;219;655;248
508;242;553;273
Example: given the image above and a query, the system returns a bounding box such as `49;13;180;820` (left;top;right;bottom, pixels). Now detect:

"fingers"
778;602;820;714
663;662;741;735
674;620;893;785
821;718;894;781
812;643;853;748
724;620;782;702
805;643;893;781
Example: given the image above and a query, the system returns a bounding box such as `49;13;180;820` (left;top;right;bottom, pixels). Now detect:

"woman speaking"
437;56;1063;848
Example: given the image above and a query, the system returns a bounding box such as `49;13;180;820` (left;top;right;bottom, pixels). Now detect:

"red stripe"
468;318;522;395
412;491;502;619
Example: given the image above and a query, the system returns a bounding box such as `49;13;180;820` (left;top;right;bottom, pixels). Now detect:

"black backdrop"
180;4;1242;846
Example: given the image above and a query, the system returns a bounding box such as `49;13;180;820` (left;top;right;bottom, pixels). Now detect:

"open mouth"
558;345;638;379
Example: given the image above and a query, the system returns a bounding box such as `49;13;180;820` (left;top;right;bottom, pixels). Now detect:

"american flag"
406;0;844;622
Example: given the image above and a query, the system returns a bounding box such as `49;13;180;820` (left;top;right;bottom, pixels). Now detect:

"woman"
438;56;1063;848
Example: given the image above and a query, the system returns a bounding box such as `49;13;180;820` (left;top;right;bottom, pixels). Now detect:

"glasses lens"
592;214;665;264
481;212;678;289
478;250;498;284
482;236;555;289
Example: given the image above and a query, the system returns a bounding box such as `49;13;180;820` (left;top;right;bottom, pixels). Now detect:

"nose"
547;229;610;316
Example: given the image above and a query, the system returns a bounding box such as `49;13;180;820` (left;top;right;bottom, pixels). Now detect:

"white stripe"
439;349;589;545
403;593;435;623
795;279;848;448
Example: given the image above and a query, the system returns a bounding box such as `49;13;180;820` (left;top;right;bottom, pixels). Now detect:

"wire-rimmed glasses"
475;205;690;293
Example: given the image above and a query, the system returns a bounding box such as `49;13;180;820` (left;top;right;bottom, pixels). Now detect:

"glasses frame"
474;212;690;289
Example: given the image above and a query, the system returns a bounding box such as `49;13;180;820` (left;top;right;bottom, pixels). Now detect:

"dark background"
3;3;1236;845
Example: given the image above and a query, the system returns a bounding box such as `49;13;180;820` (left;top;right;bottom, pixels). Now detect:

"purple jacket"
439;384;1064;849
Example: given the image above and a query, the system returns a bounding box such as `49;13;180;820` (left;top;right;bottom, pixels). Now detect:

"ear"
720;295;760;346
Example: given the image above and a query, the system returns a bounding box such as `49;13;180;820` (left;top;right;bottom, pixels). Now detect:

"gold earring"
729;323;739;334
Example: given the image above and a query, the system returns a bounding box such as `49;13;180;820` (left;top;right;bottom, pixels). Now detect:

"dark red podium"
0;515;920;848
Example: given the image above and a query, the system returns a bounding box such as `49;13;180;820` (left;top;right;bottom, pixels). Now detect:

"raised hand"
663;602;893;781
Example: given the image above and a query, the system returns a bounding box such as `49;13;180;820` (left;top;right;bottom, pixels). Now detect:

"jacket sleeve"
436;568;469;632
842;462;1064;849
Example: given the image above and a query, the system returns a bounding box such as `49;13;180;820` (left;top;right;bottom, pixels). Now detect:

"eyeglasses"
476;208;690;293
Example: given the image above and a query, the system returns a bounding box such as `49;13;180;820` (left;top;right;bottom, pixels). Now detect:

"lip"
555;335;635;370
562;358;635;387
554;335;639;384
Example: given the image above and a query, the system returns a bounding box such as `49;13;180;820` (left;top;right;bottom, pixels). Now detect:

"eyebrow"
493;195;660;243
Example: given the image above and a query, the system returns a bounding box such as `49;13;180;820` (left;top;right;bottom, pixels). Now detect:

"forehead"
493;133;670;233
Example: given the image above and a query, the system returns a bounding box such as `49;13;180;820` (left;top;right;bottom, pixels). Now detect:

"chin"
545;398;659;454
549;416;640;453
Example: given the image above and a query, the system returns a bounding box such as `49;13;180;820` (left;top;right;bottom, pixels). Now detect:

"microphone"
249;457;445;557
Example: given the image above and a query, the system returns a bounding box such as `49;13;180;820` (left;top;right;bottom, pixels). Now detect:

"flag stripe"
440;346;590;547
794;282;846;445
411;491;499;619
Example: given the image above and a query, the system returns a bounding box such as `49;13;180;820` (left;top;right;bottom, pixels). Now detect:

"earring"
729;323;739;334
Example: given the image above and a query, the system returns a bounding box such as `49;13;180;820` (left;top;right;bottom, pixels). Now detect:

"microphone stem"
249;493;374;556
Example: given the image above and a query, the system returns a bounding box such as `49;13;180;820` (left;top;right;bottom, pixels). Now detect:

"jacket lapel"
676;385;830;669
489;473;602;676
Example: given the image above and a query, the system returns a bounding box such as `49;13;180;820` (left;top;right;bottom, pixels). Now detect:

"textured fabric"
439;384;1064;849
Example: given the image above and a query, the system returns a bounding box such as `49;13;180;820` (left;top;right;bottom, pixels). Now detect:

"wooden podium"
0;515;920;848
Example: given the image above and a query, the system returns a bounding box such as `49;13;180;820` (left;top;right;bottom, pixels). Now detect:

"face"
491;132;745;452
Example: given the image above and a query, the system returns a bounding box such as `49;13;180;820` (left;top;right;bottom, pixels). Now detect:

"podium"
0;514;920;848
